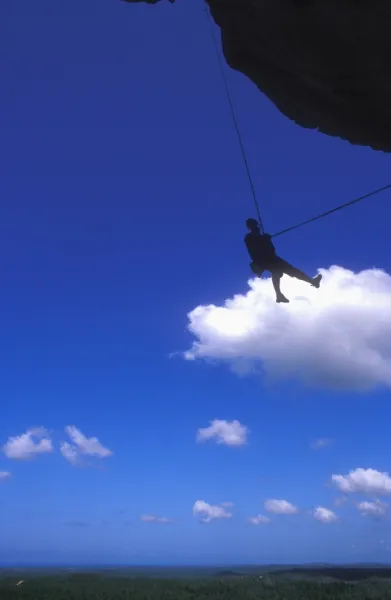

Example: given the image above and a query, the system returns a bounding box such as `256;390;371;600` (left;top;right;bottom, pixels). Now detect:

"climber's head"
246;218;260;233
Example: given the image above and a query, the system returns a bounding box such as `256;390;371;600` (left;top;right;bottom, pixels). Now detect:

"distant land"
1;564;391;582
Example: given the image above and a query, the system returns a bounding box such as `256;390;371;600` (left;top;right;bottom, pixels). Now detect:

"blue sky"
1;0;391;566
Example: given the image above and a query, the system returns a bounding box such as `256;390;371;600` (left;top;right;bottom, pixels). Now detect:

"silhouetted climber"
244;218;322;303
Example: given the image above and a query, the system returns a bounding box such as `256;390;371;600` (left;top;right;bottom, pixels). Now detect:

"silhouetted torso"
244;232;276;266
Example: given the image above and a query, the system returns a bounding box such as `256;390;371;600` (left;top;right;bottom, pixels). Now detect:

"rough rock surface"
122;0;391;152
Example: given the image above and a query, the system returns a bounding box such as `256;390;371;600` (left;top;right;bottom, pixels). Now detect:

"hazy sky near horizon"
1;0;391;566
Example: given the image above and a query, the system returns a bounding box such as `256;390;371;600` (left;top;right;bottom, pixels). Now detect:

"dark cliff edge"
122;0;391;153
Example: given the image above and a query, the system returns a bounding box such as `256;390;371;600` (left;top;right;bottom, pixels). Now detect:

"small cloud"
332;468;391;495
2;428;53;460
60;442;80;466
192;500;233;523
196;419;248;447
65;521;89;528
248;514;270;525
221;502;234;508
264;499;298;515
140;514;173;524
334;496;348;507
65;425;112;457
357;500;388;518
313;507;338;523
0;471;11;480
311;438;334;450
61;426;113;466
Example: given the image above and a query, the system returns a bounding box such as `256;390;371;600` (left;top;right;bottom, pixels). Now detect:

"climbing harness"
205;5;391;238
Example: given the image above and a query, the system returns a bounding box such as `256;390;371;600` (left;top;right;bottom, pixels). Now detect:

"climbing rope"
205;5;391;239
205;5;265;234
271;183;391;238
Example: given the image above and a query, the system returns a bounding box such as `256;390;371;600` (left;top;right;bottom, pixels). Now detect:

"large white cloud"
332;468;391;496
264;499;298;514
2;427;53;460
193;500;233;523
313;507;338;523
196;419;248;447
60;426;112;466
184;266;391;391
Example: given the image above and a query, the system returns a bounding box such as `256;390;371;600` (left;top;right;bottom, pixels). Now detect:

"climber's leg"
276;258;322;288
271;271;289;303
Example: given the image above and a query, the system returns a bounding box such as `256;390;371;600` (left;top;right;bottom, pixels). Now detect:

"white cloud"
61;426;113;466
140;514;173;523
2;427;53;460
332;468;391;496
196;419;248;447
357;500;388;517
0;471;11;480
248;514;270;525
184;266;391;391
311;438;334;450
313;507;338;523
334;496;348;507
65;426;112;457
60;442;80;466
264;499;298;515
192;500;233;523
